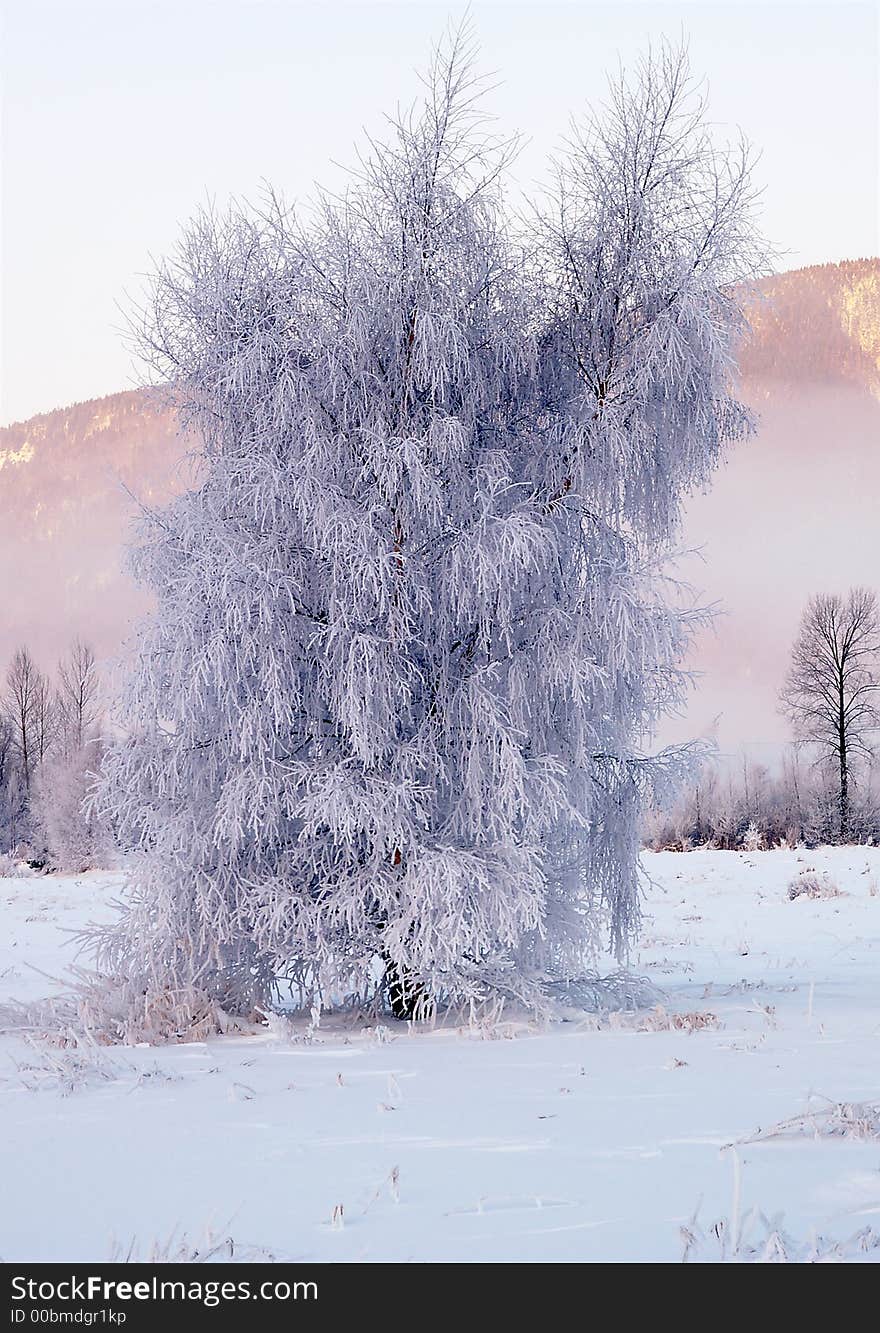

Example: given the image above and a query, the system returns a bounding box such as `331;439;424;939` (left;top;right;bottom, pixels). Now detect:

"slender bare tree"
780;588;880;839
0;715;15;847
3;647;46;791
29;640;105;870
32;672;56;767
57;638;100;754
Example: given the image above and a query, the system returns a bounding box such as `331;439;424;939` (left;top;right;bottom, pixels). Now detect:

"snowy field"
1;847;879;1264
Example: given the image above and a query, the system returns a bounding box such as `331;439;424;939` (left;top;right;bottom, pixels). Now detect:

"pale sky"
2;0;878;425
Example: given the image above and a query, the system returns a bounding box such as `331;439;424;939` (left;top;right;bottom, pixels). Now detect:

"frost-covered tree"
93;33;761;1034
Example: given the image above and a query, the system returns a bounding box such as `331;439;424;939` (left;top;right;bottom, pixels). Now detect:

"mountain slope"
670;257;880;752
0;391;185;669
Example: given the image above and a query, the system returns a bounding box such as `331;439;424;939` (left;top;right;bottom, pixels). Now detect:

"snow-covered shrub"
544;970;664;1014
786;871;844;901
622;1005;720;1033
13;1037;123;1096
75;974;224;1045
30;740;110;873
741;821;764;852
0;969;228;1048
87;34;762;1035
0;851;33;878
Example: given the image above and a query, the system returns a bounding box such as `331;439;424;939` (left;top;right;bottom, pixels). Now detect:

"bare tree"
28;640;105;871
32;671;56;767
57;638;100;754
3;647;47;791
780;588;880;839
0;715;15;848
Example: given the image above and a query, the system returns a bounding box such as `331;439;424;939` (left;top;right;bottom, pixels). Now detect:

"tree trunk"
838;670;849;841
383;955;424;1021
839;741;849;842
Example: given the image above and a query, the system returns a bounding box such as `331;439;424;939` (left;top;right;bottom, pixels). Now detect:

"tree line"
0;639;108;870
644;749;880;852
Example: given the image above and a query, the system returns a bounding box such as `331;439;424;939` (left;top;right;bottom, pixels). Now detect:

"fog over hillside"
1;259;878;752
0;391;185;672
665;259;880;756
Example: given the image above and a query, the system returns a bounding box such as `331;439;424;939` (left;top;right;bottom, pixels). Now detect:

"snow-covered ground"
1;848;879;1263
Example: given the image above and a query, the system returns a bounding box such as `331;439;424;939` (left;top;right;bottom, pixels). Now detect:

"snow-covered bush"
89;33;762;1034
13;1037;123;1096
30;740;109;873
741;821;764;852
0;851;33;879
786;871;844;901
